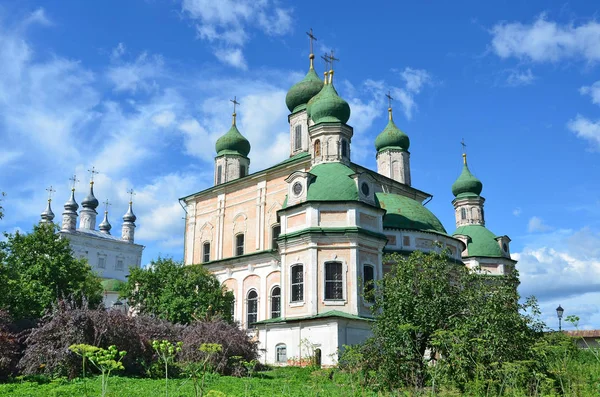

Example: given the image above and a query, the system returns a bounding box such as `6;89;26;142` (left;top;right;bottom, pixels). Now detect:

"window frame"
324;261;344;301
217;165;222;184
98;256;106;269
460;207;467;220
246;289;258;327
235;233;245;256
314;139;321;157
341;139;348;158
294;125;302;151
363;264;375;303
290;264;304;303
115;258;124;271
240;164;246;177
270;285;281;318
275;343;287;363
202;241;211;263
271;224;281;249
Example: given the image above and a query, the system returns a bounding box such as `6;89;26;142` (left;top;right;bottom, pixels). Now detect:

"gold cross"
103;199;111;212
127;188;136;203
46;185;56;201
230;96;240;114
306;28;317;54
88;166;99;183
69;174;79;190
385;90;394;108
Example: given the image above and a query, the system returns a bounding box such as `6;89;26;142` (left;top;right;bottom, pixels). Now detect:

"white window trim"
289;263;305;304
269;285;281;318
202;241;211;263
322;260;347;305
245;288;259;327
234;233;245;257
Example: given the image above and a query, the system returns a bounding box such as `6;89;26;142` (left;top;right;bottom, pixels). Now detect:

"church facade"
180;50;516;366
41;179;144;307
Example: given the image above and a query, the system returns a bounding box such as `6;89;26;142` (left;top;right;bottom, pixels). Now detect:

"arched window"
363;265;375;303
460;208;467;220
275;343;287;363
202;242;211;263
235;233;245;256
270;286;281;318
294;125;302;150
314;139;321;157
271;224;281;249
341;140;348;158
216;165;222;184
291;264;304;302
240;165;246;177
246;290;258;326
325;261;343;300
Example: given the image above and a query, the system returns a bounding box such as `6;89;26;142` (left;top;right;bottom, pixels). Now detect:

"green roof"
306;163;358;201
285;66;324;113
453;224;504;258
101;278;127;292
307;82;350;124
215;123;251;157
452;158;483;198
252;310;372;325
375;192;447;234
375;112;410;152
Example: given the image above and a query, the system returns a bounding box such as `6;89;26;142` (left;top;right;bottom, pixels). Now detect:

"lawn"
0;367;371;397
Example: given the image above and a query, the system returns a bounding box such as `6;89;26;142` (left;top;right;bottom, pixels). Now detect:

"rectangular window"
203;242;210;263
217;165;222;184
116;259;124;271
363;265;375;303
294;125;302;150
98;256;106;269
271;225;281;249
291;265;304;302
325;262;343;300
276;344;287;363
240;165;246;177
235;234;244;256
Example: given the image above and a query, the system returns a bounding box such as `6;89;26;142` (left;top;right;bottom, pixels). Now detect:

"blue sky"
1;0;599;330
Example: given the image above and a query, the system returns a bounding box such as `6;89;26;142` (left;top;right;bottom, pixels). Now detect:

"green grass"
0;367;377;397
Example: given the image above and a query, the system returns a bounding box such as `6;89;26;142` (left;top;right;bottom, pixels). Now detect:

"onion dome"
82;183;99;209
41;200;55;223
453;225;504;258
285;55;324;113
215;114;251;157
452;154;483;198
123;201;136;223
307;71;350;124
99;211;112;234
375;108;410;152
375;192;447;234
64;189;79;212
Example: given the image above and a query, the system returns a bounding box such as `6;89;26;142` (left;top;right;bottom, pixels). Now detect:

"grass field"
0;367;371;397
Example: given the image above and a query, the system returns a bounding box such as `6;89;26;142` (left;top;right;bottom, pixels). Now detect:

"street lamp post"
556;305;564;332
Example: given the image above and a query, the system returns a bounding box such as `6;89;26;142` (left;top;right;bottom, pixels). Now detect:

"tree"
358;249;543;391
120;257;234;324
0;223;103;320
0;191;5;219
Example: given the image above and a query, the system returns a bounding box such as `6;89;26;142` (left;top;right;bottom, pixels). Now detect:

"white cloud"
180;0;292;68
388;67;433;120
506;68;535;86
0;150;23;167
106;51;164;93
491;14;600;63
567;115;600;150
22;8;52;28
580;81;600;106
152;110;176;127
110;42;126;61
528;216;553;233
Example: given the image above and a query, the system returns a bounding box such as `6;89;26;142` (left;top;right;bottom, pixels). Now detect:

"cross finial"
87;166;99;184
306;28;317;55
69;174;79;191
329;50;339;72
230;96;240;125
386;91;394;109
46;185;56;202
127;188;136;204
103;199;111;213
321;53;330;69
461;138;468;164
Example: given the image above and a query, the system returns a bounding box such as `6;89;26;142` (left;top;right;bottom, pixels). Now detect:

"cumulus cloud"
528;216;553;233
579;81;600;105
567;115;600;150
390;67;433;120
180;0;292;69
491;14;600;63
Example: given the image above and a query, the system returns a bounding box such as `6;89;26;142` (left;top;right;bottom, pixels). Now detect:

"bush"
0;310;20;379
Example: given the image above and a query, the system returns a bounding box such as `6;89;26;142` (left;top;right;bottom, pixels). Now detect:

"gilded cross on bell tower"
306;28;317;68
46;185;56;203
69;174;79;191
87;166;99;185
230;96;240;125
127;188;136;204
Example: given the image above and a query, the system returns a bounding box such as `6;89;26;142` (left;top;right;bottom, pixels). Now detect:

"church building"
180;40;516;366
40;173;144;307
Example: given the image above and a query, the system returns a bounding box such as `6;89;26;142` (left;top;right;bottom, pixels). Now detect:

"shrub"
0;310;20;379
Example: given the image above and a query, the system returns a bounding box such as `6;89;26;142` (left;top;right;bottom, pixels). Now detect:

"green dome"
453;225;503;258
286;67;324;113
375;192;447;234
307;79;350;124
215;122;251;157
451;157;483;198
101;278;127;292
306;163;358;201
375;111;410;152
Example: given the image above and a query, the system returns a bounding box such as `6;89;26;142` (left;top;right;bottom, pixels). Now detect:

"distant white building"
40;177;144;307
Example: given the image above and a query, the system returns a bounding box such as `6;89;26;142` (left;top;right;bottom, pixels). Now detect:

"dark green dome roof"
375;110;410;152
307;77;350;124
215;121;251;157
453;225;503;258
375;192;447;234
306;163;358;201
451;156;483;198
101;278;127;292
285;66;324;113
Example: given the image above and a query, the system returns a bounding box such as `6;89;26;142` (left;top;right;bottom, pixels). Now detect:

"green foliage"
180;343;223;397
152;339;182;397
69;344;126;397
121;257;234;324
0;191;5;219
0;223;103;320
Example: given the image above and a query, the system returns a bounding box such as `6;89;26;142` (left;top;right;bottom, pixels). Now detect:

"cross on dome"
127;188;136;204
87;166;99;184
69;174;79;191
46;185;56;202
306;28;317;55
103;198;111;213
230;96;240;125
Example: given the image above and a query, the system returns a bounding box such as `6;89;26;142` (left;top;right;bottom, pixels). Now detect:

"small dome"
99;211;112;234
453;225;503;258
215;122;251;157
64;189;79;212
375;110;410;152
123;202;137;223
285;67;324;113
307;77;350;124
41;200;55;222
375;192;447;234
82;184;99;209
452;156;483;198
306;163;359;202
